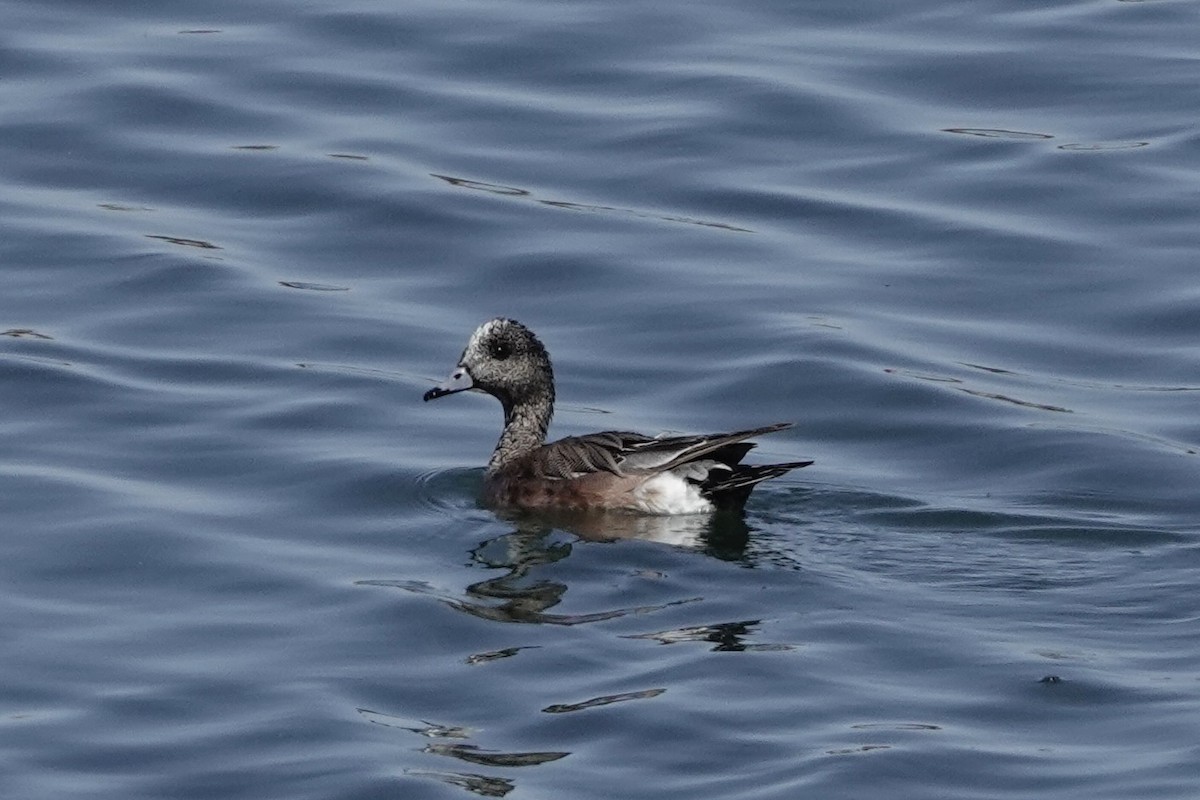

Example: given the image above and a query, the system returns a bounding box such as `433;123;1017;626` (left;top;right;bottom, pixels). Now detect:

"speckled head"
423;318;555;424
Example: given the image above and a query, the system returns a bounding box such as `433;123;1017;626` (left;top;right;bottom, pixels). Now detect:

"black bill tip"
423;387;450;402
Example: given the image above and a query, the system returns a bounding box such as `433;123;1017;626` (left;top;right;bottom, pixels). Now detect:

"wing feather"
529;423;794;480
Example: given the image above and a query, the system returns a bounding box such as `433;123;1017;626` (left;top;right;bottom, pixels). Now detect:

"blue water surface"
3;0;1199;798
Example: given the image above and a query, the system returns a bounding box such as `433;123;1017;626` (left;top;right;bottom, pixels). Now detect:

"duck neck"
487;396;552;475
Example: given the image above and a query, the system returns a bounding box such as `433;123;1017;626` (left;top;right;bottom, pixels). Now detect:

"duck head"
423;318;555;424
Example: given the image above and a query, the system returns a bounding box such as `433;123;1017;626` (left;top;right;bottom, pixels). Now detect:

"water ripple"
5;0;1200;797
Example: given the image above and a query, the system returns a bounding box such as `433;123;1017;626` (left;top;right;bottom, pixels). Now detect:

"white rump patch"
631;472;714;515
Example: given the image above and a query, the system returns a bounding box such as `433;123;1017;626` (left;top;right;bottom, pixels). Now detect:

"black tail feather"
700;460;814;510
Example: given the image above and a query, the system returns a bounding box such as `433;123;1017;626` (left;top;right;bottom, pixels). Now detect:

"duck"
423;318;812;514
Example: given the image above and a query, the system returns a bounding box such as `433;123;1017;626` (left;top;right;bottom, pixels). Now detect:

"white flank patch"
631;472;714;515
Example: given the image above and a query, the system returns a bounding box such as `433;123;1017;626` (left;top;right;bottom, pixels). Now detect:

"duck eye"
489;340;513;360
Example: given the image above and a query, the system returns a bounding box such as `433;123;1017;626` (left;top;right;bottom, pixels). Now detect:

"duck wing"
530;423;796;480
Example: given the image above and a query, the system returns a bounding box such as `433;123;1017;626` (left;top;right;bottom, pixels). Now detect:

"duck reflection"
456;528;572;624
357;511;782;796
497;506;752;556
449;510;751;625
406;769;515;798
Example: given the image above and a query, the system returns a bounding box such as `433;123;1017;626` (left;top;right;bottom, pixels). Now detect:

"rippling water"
4;0;1199;798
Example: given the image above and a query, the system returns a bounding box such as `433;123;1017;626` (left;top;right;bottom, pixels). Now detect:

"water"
3;0;1199;797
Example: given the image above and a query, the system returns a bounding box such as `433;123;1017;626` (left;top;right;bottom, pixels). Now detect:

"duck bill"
423;366;474;401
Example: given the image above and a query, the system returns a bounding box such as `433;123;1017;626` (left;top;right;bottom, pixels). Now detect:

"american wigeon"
423;318;812;513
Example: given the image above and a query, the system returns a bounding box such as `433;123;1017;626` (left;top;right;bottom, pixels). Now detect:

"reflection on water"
420;743;569;769
431;173;755;232
357;707;565;797
358;527;703;626
357;708;473;739
622;620;796;652
541;686;666;714
358;504;765;626
406;769;515;798
497;506;753;558
465;645;541;665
